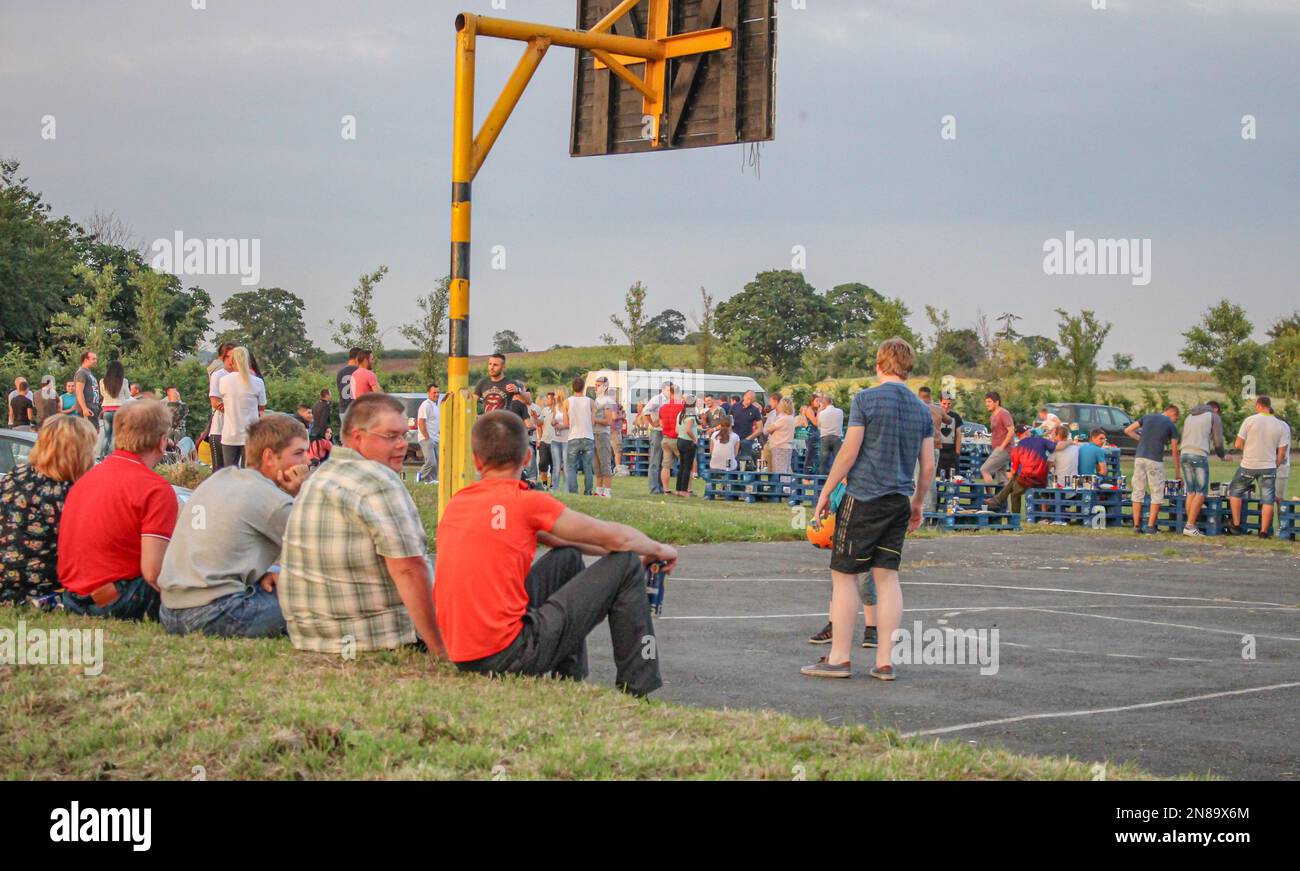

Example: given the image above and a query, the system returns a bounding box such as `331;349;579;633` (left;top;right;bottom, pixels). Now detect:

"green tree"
925;305;954;389
824;282;883;341
127;262;199;378
692;287;716;372
1054;308;1112;401
1111;352;1134;371
716;270;835;376
0;159;84;354
947;328;984;369
646;308;687;345
330;265;387;360
865;296;920;350
1265;331;1300;400
609;281;662;369
1018;335;1060;368
400;276;451;387
216;287;318;372
1180;300;1265;397
493;329;526;354
47;262;122;364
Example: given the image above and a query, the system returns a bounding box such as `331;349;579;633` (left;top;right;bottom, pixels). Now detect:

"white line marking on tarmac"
901;682;1300;738
670;577;1294;609
1027;608;1300;642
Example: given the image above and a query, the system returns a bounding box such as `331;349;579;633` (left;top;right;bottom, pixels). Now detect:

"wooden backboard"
570;0;776;156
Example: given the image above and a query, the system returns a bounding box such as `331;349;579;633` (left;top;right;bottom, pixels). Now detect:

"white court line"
669;577;1293;609
1027;608;1300;643
901;682;1300;738
658;604;1296;621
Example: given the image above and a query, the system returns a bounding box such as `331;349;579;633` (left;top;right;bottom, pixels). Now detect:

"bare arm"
75;381;91;417
384;555;447;658
547;508;677;570
912;436;937;531
815;425;866;517
140;536;169;589
537;530;608;557
1123;421;1141;441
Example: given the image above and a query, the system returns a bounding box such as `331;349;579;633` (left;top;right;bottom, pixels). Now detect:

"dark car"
1045;403;1139;453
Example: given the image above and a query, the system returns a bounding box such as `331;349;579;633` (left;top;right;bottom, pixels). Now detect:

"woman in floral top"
0;415;98;605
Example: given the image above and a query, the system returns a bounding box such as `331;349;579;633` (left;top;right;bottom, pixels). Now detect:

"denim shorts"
1180;454;1210;495
1229;466;1276;504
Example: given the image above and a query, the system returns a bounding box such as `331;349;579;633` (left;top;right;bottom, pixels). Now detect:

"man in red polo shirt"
59;400;178;620
434;411;676;696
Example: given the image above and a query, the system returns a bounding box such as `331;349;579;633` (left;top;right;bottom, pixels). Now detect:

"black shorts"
537;442;552;473
830;492;911;574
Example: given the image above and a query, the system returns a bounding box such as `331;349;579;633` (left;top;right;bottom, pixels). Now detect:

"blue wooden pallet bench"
701;470;755;501
784;474;828;506
745;471;808;503
924;511;1022;531
1127;494;1188;532
936;480;1001;511
1279;501;1299;541
1125;494;1262;535
1026;487;1128;525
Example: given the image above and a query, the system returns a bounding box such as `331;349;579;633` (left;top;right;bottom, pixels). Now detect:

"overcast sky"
2;0;1297;368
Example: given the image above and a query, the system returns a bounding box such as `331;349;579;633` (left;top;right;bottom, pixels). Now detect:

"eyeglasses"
358;429;406;443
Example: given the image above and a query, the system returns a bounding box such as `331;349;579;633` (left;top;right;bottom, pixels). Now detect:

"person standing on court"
803;338;934;682
474;352;530;418
351;349;381;401
1225;396;1287;538
639;381;675;495
565;377;596;495
417;383;442;484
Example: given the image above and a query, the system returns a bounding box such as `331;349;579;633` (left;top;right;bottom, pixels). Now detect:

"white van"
581;368;766;411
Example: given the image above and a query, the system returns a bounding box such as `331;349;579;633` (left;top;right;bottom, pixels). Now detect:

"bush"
155;461;212;490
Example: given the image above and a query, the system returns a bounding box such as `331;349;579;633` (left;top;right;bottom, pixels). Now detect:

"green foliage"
216;287;318;372
1018;335;1060;368
608;281;663;370
1158;362;1177;374
716;270;834;376
47;262;122;364
692;287;716;372
399;277;451;388
493;329;526;354
824;282;883;341
1112;353;1134;372
329;265;387;360
1180;300;1264;399
1054;308;1111;401
646;309;687;345
865;296;920;352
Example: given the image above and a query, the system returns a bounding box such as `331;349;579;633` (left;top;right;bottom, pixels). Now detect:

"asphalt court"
586;533;1300;779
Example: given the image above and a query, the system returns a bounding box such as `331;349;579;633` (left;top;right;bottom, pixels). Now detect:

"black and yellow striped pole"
437;7;729;513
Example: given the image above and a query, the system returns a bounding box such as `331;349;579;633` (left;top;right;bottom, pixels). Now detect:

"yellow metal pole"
590;48;656;101
440;15;477;515
471;37;551;179
465;12;664;59
590;0;641;34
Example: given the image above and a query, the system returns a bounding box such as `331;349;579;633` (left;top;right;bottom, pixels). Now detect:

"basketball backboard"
570;0;776;156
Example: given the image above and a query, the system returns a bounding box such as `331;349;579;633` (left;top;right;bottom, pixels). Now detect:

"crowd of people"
1;338;1295;691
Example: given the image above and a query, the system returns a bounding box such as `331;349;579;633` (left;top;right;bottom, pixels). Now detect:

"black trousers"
675;437;697;492
456;548;663;697
210;434;224;470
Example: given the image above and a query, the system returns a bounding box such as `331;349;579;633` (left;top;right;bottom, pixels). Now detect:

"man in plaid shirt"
278;393;445;656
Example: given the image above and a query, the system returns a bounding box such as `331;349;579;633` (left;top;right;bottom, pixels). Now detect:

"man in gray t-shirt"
158;414;310;638
73;351;101;424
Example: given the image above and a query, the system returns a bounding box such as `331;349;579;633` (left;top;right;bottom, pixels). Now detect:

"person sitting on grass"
57;400;178;621
157;414;311;638
979;425;1050;515
277;393;446;656
434;410;676;697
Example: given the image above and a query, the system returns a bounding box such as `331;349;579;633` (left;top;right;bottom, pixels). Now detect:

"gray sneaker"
1182;524;1203;537
800;656;851;679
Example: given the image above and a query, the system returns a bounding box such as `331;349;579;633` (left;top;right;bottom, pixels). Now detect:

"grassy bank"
0;610;1159;780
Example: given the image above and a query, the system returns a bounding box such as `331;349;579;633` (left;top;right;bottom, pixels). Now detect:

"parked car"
391;393;432;464
1044;403;1139;453
0;428;192;504
960;421;990;442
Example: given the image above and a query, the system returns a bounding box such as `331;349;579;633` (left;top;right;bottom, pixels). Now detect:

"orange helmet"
807;514;836;549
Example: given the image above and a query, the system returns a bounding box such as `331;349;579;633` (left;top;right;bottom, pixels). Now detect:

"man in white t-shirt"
1049;425;1080;481
566;378;596;496
1227;396;1289;537
417;383;441;484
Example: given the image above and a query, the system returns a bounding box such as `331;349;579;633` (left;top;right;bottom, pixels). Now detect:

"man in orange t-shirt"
434;411;677;696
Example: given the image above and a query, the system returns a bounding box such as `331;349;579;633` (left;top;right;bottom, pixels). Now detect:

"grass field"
0;609;1163;780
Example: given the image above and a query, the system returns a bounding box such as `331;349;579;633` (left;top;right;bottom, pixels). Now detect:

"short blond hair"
113;400;172;454
29;415;97;482
779;397;794;415
876;337;916;378
247;413;308;468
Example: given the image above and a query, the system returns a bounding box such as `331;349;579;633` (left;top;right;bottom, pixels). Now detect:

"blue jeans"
567;437;594;495
1229;466;1276;503
550;442;567;482
159;585;286;638
418;438;439;482
98;409;118;459
1180;454;1210;495
63;577;160;621
820;435;841;475
648;431;664;493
